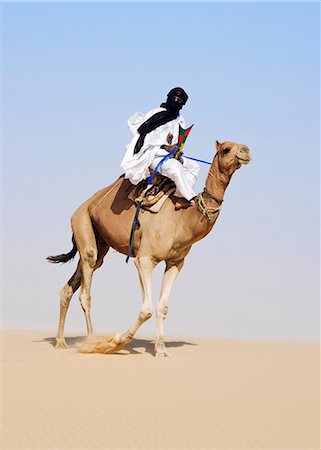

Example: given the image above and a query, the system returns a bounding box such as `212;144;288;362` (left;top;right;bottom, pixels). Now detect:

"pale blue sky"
2;2;320;340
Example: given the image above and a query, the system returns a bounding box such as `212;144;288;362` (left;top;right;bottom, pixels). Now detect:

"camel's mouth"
237;156;251;165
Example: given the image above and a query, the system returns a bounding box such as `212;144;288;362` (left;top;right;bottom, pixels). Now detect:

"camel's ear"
215;140;221;151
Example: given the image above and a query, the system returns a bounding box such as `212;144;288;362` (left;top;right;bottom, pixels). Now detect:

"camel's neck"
181;154;233;246
204;153;231;203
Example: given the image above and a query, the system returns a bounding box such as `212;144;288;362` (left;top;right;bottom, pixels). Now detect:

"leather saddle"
128;172;176;213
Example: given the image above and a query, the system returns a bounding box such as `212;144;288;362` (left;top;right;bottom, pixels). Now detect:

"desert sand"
1;329;319;449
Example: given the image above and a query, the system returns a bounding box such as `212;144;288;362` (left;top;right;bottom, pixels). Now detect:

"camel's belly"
92;205;192;261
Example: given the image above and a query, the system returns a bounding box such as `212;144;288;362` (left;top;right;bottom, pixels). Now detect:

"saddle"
128;173;176;213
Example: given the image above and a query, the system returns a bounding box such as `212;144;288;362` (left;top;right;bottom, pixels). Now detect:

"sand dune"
1;329;319;449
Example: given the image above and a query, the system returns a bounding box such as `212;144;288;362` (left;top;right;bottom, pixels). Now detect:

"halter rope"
197;193;221;221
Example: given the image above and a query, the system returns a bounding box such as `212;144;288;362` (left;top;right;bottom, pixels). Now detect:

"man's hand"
160;144;184;164
161;144;179;153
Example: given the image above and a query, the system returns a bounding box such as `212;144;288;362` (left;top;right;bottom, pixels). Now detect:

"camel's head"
215;141;251;175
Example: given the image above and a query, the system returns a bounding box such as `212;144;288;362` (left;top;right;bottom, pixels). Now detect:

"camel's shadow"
41;336;197;356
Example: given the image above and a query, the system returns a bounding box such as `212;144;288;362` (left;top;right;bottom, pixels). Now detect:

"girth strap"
126;201;142;263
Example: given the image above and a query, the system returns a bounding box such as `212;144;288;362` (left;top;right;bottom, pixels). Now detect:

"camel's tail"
47;236;78;264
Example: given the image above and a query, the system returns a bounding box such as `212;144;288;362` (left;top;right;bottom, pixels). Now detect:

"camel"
47;140;251;356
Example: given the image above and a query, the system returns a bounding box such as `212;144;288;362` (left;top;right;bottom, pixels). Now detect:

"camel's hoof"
55;339;68;349
155;347;171;358
114;333;126;344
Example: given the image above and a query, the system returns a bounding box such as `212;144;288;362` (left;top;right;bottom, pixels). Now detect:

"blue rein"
148;150;211;184
183;155;211;165
147;148;177;184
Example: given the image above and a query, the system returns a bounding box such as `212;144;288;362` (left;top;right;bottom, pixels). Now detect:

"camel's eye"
222;147;230;154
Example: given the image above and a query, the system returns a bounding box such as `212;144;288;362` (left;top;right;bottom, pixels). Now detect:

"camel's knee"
157;305;168;320
83;245;98;268
139;307;153;322
60;284;73;307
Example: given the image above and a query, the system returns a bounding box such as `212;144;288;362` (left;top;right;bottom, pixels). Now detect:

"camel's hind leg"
56;261;82;349
55;244;109;349
70;208;99;339
78;241;109;338
55;202;109;349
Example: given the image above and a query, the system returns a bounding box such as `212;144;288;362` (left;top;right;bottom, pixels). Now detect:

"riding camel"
47;140;251;356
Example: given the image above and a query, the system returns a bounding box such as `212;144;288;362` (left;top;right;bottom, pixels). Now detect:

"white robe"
121;107;200;200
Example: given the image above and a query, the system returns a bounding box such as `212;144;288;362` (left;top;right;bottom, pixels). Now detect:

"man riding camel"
121;87;200;205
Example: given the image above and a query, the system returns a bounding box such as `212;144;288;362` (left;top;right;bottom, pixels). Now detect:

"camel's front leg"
78;256;156;354
115;256;156;345
155;260;184;357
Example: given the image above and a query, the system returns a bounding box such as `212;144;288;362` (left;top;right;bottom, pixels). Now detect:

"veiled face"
169;95;185;106
216;141;251;174
166;88;188;111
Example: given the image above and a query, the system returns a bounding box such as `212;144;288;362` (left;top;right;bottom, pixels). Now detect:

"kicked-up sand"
1;329;320;449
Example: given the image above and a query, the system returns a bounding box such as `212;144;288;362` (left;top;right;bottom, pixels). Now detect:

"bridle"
196;153;224;221
202;187;224;205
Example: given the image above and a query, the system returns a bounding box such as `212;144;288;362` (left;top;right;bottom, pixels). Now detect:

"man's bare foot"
175;198;194;210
